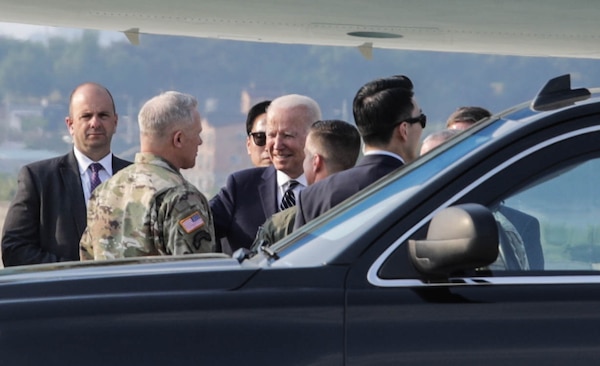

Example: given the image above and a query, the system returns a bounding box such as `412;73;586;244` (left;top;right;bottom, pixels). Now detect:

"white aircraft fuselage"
0;0;598;58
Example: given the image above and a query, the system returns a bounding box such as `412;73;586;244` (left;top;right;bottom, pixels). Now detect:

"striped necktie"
280;180;299;211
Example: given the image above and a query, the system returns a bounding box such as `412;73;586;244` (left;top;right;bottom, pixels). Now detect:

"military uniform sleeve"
79;191;101;261
250;207;297;251
250;219;276;251
162;188;216;255
79;226;94;260
79;184;128;261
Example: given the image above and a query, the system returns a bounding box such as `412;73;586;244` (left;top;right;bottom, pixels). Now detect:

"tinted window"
376;125;600;282
495;157;600;271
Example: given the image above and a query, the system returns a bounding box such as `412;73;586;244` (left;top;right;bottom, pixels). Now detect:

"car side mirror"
408;203;499;278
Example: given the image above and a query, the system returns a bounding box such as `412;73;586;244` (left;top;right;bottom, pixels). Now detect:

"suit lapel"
112;155;131;173
258;165;278;218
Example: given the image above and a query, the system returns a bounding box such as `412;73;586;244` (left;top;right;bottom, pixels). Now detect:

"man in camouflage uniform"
80;91;215;260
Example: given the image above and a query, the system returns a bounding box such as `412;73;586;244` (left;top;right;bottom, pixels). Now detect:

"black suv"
1;75;600;366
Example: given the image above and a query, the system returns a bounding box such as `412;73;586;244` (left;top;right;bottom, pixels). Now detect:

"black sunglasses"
249;131;266;146
405;113;427;128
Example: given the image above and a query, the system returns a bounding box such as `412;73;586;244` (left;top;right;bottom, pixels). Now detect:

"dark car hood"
0;254;259;299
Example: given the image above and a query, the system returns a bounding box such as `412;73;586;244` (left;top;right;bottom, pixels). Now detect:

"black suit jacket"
1;150;130;266
210;165;278;254
295;154;403;229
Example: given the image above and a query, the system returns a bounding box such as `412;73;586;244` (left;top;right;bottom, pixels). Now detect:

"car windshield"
266;113;528;268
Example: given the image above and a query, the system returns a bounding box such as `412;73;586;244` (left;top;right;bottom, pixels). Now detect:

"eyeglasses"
249;131;266;146
405;113;427;128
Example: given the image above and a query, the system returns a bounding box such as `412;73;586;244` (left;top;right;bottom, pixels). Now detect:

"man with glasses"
246;100;272;167
294;75;425;229
211;94;321;254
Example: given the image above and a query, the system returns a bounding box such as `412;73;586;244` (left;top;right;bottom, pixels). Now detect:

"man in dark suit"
1;82;130;266
294;75;425;229
210;94;321;254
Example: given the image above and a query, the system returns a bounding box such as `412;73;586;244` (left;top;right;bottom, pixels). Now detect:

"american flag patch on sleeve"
179;211;205;233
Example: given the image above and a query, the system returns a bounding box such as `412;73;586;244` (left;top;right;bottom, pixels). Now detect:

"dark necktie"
280;180;299;211
89;163;103;192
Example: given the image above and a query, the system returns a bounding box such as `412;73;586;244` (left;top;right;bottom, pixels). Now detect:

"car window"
373;124;600;284
494;157;600;271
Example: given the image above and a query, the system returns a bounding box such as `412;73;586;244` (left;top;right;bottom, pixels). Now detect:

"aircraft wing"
0;0;599;59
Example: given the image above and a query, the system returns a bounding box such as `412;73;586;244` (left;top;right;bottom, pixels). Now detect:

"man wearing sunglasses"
246;100;272;167
211;94;321;254
294;75;425;229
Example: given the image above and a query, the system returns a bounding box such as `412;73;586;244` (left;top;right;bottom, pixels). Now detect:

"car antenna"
531;74;591;111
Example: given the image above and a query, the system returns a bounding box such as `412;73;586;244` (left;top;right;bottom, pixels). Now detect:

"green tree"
0;173;17;201
0;41;52;98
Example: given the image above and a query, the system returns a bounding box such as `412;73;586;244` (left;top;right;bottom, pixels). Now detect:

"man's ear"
246;136;252;155
173;130;183;147
397;122;409;141
65;117;73;132
313;153;324;172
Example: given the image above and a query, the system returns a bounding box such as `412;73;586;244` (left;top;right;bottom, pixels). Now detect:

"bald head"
65;82;118;161
69;82;116;117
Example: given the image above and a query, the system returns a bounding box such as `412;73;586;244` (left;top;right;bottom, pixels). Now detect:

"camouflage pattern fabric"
80;153;215;260
251;206;296;251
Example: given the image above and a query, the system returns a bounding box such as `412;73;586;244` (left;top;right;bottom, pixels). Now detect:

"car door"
344;116;600;365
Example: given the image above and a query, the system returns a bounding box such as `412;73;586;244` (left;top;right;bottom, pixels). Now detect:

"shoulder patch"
179;211;205;233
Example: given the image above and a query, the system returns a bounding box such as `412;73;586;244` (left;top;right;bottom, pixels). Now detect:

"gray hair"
423;129;461;145
268;94;322;129
420;128;461;155
138;91;199;136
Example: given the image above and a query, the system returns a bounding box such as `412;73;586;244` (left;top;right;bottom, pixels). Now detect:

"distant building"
214;123;253;183
240;89;273;115
182;119;217;196
186;89;277;196
182;119;256;197
7;105;43;131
